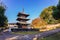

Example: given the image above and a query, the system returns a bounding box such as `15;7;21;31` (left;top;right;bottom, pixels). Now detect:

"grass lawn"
12;31;40;35
38;32;60;40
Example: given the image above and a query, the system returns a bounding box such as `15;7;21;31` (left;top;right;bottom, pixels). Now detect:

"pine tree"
0;5;8;28
53;0;60;20
57;0;60;10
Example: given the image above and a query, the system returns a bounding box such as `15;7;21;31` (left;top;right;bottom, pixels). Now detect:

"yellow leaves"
32;17;47;28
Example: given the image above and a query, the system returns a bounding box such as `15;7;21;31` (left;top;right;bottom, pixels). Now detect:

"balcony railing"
18;16;26;18
17;22;29;24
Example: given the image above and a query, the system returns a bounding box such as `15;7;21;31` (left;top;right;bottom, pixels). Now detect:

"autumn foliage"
32;17;47;28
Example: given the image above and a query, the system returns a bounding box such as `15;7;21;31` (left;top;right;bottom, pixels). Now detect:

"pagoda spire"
22;8;24;13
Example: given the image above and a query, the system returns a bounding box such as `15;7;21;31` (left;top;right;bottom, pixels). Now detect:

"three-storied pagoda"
16;9;30;28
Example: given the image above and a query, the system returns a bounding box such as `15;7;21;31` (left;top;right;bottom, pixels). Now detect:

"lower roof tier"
17;22;29;25
16;22;29;25
16;18;29;21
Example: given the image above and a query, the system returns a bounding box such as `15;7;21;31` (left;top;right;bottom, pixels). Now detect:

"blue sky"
2;0;59;23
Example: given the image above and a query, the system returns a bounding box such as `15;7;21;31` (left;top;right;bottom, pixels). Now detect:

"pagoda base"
17;24;28;28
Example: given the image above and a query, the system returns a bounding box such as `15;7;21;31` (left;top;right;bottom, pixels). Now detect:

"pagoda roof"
17;18;29;21
17;12;29;17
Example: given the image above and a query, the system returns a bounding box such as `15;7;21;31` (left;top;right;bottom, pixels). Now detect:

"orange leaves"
32;17;47;28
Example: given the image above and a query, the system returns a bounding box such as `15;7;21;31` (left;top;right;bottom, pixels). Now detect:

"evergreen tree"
57;0;60;10
0;6;8;28
53;0;60;20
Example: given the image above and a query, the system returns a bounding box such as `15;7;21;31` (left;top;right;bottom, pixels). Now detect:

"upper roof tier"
17;12;29;17
16;18;29;21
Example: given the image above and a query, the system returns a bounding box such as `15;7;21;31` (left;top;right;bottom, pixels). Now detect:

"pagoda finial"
22;8;24;13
